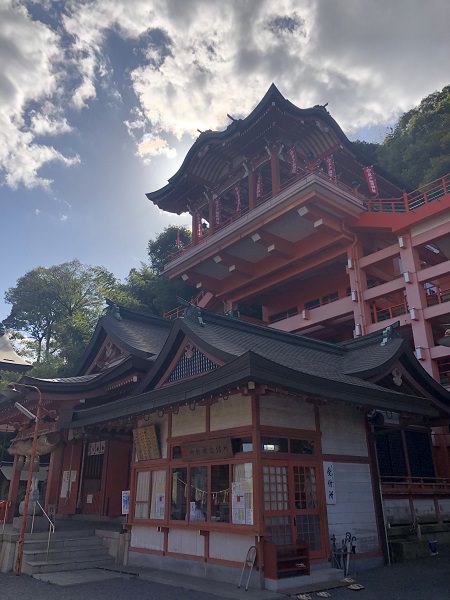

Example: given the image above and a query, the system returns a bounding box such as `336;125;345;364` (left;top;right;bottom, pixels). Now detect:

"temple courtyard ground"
0;551;449;600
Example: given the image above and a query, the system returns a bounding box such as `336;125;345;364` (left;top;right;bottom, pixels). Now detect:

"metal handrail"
31;500;55;561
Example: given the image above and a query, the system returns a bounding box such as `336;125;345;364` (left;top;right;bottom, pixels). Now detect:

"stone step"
24;536;104;551
23;556;115;574
24;528;96;540
24;544;108;563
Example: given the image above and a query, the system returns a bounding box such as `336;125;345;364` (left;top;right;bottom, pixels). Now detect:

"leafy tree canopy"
3;260;123;374
148;226;191;275
353;85;450;190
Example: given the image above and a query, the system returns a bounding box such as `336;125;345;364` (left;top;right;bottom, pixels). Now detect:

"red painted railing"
438;359;450;386
381;476;450;495
426;287;450;307
167;172;450;264
372;301;408;323
366;173;450;213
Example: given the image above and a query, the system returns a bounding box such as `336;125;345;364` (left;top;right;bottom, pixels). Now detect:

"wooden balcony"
381;476;450;496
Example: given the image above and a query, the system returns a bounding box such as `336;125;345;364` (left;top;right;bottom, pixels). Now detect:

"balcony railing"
372;301;408;323
381;476;450;495
167;169;367;263
438;359;450;386
366;173;450;213
426;287;450;307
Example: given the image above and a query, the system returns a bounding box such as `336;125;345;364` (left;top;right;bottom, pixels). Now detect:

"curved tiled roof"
146;84;401;213
0;333;32;373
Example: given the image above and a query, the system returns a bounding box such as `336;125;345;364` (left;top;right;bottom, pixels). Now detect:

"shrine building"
1;85;450;590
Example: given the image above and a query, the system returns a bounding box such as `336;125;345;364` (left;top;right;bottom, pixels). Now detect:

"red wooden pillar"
45;443;65;512
209;197;215;233
7;454;22;522
270;145;280;196
192;212;198;245
248;170;256;210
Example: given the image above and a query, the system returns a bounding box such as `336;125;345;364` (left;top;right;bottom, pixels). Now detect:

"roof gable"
158;338;220;388
75;305;171;375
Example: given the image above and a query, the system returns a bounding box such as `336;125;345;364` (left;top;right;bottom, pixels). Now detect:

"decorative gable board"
161;340;220;386
88;335;128;373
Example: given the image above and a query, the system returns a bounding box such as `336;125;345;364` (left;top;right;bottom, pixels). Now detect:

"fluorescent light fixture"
403;271;412;283
409;308;418;320
351;290;358;302
14;402;36;421
398;236;406;248
425;244;440;254
415;347;425;361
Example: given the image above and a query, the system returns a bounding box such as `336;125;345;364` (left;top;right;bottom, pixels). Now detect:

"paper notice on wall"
121;490;130;515
155;494;165;519
60;470;77;498
60;470;70;498
232;482;246;524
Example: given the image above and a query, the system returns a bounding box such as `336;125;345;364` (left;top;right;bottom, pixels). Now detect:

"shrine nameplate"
181;437;233;462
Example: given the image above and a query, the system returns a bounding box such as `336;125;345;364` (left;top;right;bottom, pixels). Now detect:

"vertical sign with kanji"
323;461;336;505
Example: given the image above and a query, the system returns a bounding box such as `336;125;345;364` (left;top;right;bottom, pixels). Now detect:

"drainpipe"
76;436;87;512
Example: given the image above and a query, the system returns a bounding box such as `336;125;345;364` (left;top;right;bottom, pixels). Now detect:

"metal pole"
12;384;43;576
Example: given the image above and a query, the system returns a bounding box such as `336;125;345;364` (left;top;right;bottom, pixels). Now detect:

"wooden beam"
213;253;253;277
251;231;294;259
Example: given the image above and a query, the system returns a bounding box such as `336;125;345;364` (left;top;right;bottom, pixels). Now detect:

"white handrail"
31;501;55;561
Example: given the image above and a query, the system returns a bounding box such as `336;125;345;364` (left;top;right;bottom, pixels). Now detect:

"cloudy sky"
1;0;449;321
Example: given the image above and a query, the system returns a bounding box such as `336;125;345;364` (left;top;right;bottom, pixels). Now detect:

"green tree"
3;260;123;373
148;226;191;275
122;263;196;316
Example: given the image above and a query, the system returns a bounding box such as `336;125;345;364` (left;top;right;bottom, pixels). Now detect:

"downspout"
346;228;368;336
76;436;87;513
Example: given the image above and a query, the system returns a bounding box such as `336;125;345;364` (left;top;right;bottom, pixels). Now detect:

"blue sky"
1;0;449;322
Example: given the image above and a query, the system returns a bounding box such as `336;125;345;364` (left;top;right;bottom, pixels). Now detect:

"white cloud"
0;1;79;189
63;0;450;145
1;0;449;190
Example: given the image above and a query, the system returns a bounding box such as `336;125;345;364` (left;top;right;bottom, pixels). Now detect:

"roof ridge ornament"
105;298;122;320
380;325;393;346
177;297;205;327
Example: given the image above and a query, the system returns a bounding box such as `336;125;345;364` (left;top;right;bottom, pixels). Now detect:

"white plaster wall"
171;404;206;437
209;532;255;562
413;498;436;522
131;525;164;551
438;499;450;521
326;462;379;553
168;528;205;556
259;396;315;430
210;394;252;431
412;212;449;237
384;499;411;525
320;405;368;456
136;414;168;459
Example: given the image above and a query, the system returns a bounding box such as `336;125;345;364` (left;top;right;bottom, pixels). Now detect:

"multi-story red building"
149;84;450;388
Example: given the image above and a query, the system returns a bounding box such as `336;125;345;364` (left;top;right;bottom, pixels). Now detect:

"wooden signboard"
133;425;161;461
181;437;233;462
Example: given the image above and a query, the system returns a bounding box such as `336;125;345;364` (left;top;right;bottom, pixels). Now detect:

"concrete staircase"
22;529;115;575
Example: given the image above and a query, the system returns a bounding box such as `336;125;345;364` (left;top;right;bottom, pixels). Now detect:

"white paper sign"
323;461;336;505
